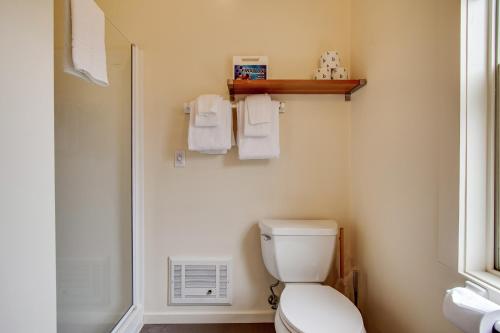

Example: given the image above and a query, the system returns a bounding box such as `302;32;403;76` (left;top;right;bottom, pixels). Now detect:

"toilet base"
274;308;291;333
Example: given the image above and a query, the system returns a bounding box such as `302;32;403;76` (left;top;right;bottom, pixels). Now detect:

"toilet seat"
278;284;365;333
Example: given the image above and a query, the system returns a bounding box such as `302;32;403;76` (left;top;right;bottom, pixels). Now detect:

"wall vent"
169;257;232;305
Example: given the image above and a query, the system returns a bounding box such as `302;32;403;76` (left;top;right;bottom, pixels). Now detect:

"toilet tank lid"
259;219;338;236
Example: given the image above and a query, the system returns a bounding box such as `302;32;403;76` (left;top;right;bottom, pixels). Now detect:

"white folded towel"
195;112;218;127
237;100;280;160
243;96;272;137
64;0;109;86
194;95;222;127
246;94;272;125
188;100;232;154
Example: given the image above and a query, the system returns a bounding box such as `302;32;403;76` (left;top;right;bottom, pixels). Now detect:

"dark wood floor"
141;324;276;333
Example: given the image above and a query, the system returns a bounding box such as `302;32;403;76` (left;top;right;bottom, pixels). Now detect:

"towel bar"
183;101;285;114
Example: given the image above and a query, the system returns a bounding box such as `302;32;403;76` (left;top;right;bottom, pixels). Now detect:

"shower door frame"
109;44;144;333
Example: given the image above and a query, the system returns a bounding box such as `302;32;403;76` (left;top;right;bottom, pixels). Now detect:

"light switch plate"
175;150;186;168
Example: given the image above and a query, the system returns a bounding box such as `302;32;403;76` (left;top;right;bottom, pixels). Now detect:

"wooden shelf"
227;79;367;101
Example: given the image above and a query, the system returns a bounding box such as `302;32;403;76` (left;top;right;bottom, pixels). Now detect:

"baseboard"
113;305;144;333
144;310;275;324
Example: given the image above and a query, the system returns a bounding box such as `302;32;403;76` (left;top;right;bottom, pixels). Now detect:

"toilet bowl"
274;284;365;333
259;219;365;333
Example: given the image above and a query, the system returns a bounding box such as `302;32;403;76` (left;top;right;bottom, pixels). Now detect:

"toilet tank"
259;219;338;283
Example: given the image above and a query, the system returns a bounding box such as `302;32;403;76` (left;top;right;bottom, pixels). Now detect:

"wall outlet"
174;150;186;168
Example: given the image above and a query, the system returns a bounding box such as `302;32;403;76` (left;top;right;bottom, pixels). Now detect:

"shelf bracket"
346;79;367;101
228;79;235;101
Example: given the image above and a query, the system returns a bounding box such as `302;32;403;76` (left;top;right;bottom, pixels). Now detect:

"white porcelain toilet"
259;219;366;333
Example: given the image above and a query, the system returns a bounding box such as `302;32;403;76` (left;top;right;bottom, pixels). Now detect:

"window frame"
495;0;500;271
459;0;500;301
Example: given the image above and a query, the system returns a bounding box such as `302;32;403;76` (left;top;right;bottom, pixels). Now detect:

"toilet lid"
279;285;364;333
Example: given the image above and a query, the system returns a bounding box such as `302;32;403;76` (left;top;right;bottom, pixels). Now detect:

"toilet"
259;219;366;333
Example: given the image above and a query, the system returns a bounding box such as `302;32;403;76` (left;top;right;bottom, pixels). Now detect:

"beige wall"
98;0;467;329
0;1;56;332
98;0;353;322
350;0;464;332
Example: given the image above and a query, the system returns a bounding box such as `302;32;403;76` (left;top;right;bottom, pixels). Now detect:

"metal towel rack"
183;101;285;114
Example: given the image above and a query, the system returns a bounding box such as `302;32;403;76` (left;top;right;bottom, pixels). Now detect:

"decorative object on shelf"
320;50;341;69
313;50;349;80
332;67;349;80
233;56;268;80
313;67;332;80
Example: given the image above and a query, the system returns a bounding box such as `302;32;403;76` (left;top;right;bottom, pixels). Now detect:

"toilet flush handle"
262;234;272;241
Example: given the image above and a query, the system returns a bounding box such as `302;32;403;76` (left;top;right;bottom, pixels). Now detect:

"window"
459;0;500;299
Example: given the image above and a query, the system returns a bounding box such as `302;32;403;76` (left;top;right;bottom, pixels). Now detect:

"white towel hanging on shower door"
64;0;109;86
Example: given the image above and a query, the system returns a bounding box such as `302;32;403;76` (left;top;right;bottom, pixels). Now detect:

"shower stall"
54;2;143;332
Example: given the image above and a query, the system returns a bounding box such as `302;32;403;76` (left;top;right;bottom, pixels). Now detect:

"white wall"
96;0;353;323
0;1;56;333
350;0;464;332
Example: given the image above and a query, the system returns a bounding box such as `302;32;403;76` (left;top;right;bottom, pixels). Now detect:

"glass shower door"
54;4;133;332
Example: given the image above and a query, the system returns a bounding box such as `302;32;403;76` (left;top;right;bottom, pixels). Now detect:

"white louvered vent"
169;257;232;305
